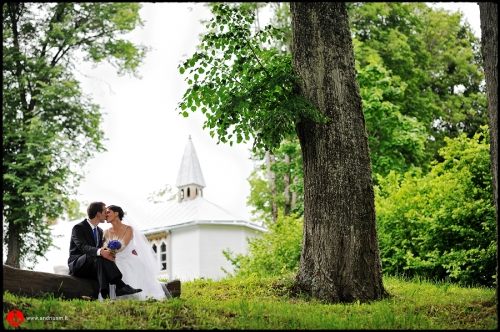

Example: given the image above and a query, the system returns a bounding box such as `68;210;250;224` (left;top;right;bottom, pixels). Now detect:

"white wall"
198;225;243;280
169;224;263;281
198;225;263;280
170;226;200;280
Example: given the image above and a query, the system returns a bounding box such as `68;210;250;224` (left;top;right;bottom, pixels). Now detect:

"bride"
101;204;170;301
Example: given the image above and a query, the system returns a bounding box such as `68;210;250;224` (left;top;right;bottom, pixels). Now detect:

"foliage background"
375;126;496;286
2;2;147;268
226;127;496;287
212;3;495;288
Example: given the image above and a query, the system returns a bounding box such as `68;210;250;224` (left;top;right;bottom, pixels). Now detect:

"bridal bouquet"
103;237;123;255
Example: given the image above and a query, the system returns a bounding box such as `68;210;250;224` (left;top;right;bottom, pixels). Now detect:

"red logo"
6;309;25;327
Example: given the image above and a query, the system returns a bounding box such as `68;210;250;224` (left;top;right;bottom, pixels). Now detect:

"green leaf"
2;2;147;268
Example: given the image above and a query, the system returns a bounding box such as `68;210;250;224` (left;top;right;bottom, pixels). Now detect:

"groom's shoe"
101;290;110;299
116;284;142;296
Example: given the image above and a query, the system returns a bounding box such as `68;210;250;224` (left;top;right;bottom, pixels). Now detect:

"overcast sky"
71;2;482;224
73;3;255;223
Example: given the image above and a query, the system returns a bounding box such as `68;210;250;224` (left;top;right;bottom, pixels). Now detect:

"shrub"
375;126;496;286
223;212;303;278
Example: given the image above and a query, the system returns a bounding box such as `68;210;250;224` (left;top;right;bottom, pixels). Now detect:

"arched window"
160;242;167;270
187;187;190;197
180;189;184;200
152;243;157;253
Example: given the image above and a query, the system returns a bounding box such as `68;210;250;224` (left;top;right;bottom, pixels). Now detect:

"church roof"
140;196;266;235
175;136;206;188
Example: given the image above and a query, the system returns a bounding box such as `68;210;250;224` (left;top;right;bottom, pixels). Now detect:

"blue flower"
105;238;123;254
108;239;122;251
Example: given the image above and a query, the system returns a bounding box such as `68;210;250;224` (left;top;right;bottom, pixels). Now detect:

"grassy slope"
3;274;497;329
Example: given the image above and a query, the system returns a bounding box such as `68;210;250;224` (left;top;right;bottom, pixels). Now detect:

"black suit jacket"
68;219;104;276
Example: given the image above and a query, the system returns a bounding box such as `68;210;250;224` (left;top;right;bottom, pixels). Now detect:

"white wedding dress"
99;220;170;301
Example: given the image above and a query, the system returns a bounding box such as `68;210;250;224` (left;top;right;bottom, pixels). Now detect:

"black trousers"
71;254;122;293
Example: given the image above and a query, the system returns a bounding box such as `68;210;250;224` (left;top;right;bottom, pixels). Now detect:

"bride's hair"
107;205;124;220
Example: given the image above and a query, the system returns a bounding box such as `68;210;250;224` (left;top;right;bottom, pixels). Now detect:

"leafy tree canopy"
347;2;487;164
178;4;326;153
2;2;147;268
243;2;486;221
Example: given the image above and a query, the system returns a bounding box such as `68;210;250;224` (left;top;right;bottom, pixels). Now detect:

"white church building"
140;136;266;281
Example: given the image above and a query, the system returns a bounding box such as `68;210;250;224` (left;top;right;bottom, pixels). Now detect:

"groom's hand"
101;248;116;261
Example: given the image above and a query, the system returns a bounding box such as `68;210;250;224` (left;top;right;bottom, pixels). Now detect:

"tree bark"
2;265;181;300
265;150;278;223
291;177;298;210
478;2;498;298
284;154;291;216
5;3;24;269
291;2;386;303
5;219;21;268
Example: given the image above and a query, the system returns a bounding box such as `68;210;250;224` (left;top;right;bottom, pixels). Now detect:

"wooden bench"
2;265;180;300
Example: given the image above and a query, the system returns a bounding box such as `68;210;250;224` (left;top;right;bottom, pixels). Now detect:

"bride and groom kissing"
68;201;170;301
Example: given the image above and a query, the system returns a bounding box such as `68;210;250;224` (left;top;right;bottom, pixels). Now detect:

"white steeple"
176;136;206;202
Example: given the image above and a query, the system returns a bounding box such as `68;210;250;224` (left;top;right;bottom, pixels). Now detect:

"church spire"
176;136;206;202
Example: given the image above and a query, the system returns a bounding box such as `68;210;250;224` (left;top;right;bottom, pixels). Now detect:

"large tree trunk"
5;220;21;268
478;2;498;298
290;2;386;303
3;265;181;300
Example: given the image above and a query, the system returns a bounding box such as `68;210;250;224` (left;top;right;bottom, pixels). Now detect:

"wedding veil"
122;214;163;278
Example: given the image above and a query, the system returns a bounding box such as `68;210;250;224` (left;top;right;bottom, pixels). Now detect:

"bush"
223;212;303;278
375;126;496;286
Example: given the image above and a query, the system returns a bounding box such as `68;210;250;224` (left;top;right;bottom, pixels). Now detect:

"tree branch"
7;3;28;111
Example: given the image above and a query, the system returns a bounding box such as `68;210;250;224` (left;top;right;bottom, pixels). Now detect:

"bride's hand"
101;249;116;261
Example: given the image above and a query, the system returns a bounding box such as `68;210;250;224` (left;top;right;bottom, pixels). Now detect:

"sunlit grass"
3;274;497;329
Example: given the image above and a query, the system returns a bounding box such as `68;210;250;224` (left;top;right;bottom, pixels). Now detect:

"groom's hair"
87;201;106;219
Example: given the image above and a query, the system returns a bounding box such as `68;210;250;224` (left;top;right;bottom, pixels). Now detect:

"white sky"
72;3;256;223
71;2;481;224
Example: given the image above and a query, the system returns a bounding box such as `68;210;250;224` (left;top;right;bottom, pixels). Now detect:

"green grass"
3;274;497;329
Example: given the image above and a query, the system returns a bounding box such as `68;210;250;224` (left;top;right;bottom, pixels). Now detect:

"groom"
68;201;142;299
